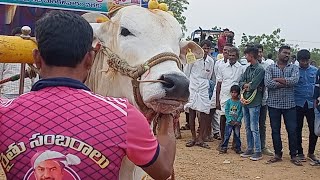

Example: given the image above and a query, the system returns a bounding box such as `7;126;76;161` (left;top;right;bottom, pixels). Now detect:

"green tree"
160;0;189;34
239;28;286;58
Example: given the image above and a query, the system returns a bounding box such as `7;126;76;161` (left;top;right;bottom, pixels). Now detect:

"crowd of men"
181;35;320;166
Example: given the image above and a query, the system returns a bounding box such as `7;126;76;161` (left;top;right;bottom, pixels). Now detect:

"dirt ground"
170;114;320;180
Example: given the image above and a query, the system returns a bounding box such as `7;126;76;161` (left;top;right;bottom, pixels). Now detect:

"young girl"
219;85;243;154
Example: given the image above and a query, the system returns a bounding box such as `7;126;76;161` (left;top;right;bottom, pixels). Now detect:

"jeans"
259;105;268;149
243;105;261;153
296;103;318;155
315;109;320;136
268;107;298;158
221;124;241;150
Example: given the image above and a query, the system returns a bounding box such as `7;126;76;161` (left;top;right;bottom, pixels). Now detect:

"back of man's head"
35;11;93;68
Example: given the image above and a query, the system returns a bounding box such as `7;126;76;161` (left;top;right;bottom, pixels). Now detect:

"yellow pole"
0;35;37;64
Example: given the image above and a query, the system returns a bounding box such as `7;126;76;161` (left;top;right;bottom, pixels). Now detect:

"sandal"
213;133;222;140
266;157;282;164
195;142;211;149
291;158;303;166
204;137;214;142
186;140;196;147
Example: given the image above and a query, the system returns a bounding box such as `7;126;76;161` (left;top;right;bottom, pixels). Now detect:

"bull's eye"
120;27;133;37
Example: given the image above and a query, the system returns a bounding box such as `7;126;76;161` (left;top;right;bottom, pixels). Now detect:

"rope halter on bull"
99;45;182;119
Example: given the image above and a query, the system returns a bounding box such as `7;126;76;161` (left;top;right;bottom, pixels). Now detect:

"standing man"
184;40;215;149
212;43;233;141
216;47;244;147
294;49;319;163
265;45;301;166
256;44;274;156
239;45;265;161
217;29;229;54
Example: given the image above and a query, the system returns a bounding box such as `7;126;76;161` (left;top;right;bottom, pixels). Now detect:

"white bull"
83;5;203;180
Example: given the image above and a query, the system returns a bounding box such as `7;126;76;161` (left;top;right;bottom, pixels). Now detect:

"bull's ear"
179;41;204;64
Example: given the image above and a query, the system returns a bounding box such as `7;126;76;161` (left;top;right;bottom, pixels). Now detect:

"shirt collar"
31;77;91;91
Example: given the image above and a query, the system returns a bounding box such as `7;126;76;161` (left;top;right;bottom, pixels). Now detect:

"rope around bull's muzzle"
98;45;182;117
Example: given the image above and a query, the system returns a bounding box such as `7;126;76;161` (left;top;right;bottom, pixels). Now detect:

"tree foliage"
160;0;189;34
239;28;286;58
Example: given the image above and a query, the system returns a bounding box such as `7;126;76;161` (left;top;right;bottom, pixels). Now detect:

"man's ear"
84;50;95;71
33;49;42;70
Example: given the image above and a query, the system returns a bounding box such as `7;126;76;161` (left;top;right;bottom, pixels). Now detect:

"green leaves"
239;28;286;58
159;0;189;36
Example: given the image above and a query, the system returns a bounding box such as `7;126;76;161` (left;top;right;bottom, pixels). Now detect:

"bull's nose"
159;74;190;101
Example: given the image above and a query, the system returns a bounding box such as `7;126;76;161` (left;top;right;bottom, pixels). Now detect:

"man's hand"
243;83;250;91
273;78;286;85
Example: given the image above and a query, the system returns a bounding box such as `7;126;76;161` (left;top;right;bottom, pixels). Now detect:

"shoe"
262;148;274;156
308;154;320;162
291;157;303;166
297;154;307;162
240;150;253;158
250;152;263;161
235;149;243;154
219;147;227;154
213;133;222;140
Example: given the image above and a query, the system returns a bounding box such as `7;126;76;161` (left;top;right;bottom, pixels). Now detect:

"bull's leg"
174;121;182;139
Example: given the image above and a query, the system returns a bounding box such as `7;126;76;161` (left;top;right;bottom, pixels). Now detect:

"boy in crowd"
219;85;243;154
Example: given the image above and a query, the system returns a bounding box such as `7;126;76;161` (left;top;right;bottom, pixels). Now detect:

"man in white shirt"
184;40;215;149
265;53;275;66
257;44;274;156
216;47;245;149
211;43;233;140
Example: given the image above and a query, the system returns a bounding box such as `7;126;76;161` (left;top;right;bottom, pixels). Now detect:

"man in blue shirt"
295;49;319;163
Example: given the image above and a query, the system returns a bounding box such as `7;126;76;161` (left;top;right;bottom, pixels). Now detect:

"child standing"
219;85;243;154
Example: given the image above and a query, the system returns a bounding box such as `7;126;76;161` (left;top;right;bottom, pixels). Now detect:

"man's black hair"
11;27;21;36
35;11;93;67
278;45;291;53
223;28;229;32
267;53;273;59
200;40;213;48
297;49;311;61
255;44;263;51
244;45;259;59
230;85;240;94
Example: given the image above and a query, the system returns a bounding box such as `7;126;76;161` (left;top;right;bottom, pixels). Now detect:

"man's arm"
143;115;175;180
284;65;300;87
216;81;222;110
264;66;282;89
248;67;265;91
126;103;175;180
239;69;247;90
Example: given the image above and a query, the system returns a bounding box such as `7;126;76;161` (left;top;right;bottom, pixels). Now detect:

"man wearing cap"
32;150;81;180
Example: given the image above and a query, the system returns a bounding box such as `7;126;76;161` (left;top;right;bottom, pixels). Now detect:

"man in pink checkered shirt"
0;11;175;180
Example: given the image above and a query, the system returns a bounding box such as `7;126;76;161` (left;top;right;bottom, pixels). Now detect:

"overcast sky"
183;0;320;49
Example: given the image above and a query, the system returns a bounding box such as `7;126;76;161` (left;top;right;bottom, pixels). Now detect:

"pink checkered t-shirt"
0;86;159;180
